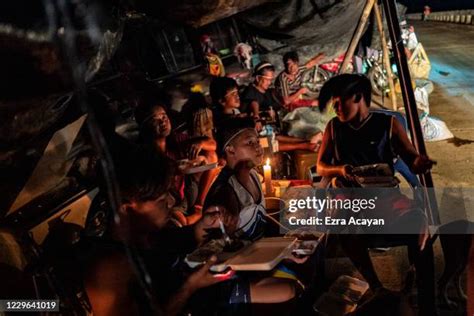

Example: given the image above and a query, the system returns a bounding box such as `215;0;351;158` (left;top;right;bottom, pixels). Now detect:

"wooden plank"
339;0;376;74
373;4;398;111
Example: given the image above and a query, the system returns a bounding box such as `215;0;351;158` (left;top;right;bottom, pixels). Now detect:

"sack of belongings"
408;43;431;79
282;107;336;140
420;112;454;142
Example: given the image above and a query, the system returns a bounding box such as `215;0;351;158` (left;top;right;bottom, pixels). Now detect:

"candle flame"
266;158;270;166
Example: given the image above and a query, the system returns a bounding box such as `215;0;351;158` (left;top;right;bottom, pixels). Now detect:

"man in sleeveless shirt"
204;118;310;306
205;118;267;241
317;74;437;315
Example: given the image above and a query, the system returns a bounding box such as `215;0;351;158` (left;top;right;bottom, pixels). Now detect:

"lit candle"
263;158;273;196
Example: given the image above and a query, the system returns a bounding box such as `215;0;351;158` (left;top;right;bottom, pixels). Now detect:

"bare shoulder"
85;248;134;289
84;248;141;316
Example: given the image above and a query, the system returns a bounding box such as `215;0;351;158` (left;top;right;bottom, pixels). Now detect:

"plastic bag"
233;43;253;70
420;113;454;142
205;53;225;77
192;108;214;138
414;86;430;114
282;107;336;140
408;43;431;79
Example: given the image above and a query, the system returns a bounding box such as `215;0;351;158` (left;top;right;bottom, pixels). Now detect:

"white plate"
183;162;218;174
186;237;297;272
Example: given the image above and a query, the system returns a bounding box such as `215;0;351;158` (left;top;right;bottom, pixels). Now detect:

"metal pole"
162;29;179;72
381;0;439;225
232;17;243;43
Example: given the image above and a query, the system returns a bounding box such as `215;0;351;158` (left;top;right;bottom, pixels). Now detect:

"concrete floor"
413;21;474;190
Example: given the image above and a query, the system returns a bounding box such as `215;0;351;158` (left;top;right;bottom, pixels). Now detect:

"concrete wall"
407;10;474;25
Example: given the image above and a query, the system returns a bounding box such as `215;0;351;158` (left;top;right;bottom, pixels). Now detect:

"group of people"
81;49;438;315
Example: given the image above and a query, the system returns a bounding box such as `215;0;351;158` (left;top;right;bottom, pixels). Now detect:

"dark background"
400;0;474;12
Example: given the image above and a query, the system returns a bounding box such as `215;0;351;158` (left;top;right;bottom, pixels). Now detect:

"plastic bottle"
269;106;276;121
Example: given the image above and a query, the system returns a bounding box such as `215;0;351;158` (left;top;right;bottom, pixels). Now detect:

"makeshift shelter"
0;1;445;314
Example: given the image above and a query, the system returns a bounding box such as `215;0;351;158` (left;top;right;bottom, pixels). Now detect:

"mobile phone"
212;269;235;281
292;240;318;256
292;248;314;256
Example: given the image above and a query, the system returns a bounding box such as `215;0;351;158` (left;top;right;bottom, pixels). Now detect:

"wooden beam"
373;4;397;110
339;0;376;74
